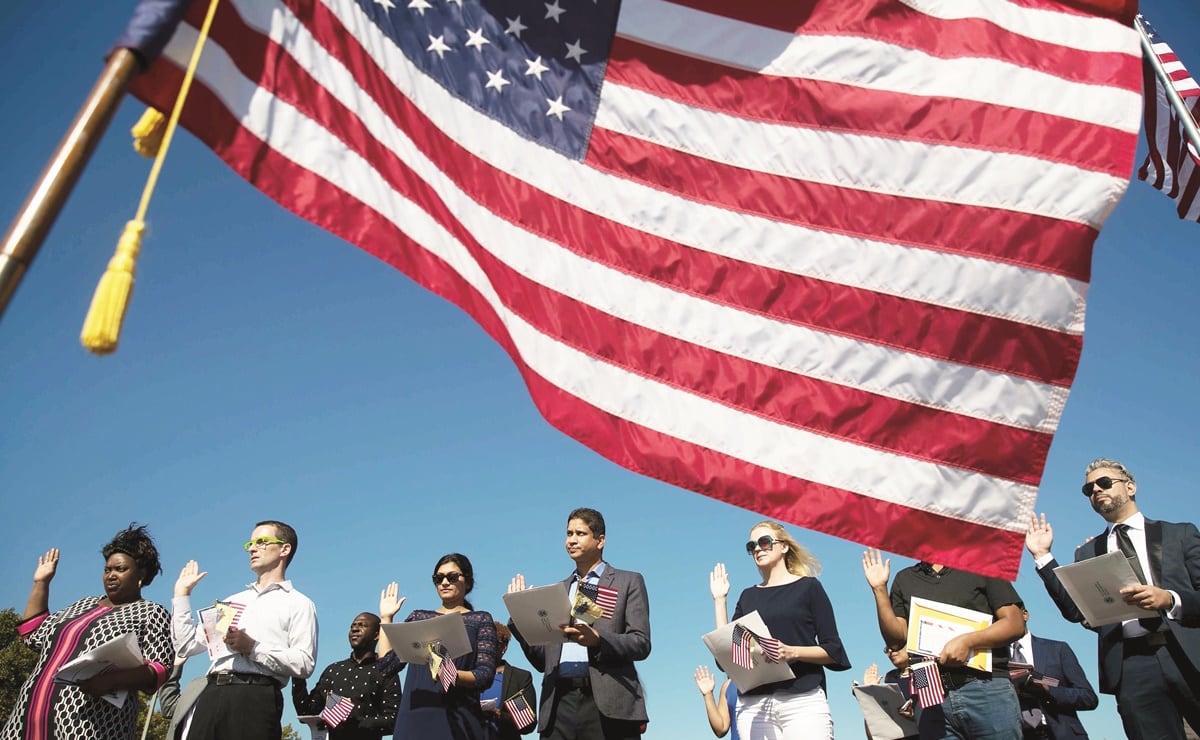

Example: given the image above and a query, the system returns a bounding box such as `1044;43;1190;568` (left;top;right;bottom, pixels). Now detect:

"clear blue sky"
2;2;1198;738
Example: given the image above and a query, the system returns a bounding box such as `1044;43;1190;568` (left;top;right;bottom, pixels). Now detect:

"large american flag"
126;0;1141;578
1136;14;1200;222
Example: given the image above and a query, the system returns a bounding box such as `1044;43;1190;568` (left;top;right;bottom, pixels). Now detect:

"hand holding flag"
429;642;457;692
319;694;355;729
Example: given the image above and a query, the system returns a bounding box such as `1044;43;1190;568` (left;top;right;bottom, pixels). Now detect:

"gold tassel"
80;220;144;355
131;108;167;158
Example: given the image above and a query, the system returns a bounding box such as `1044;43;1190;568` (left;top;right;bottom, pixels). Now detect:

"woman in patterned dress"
375;553;498;740
2;524;175;740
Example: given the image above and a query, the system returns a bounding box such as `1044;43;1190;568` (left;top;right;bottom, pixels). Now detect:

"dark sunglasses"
1081;476;1129;497
432;572;465;585
745;535;778;554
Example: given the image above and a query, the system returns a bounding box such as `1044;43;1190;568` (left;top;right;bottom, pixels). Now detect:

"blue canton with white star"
358;0;620;159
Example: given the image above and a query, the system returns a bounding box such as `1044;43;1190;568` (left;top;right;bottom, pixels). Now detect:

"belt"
208;671;280;687
940;669;985;691
1124;631;1168;655
556;675;591;690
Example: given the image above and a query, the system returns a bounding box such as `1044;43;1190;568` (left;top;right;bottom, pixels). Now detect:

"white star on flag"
373;0;396;10
407;0;432;16
504;16;527;38
546;96;570;120
426;35;451;59
524;56;549;80
465;28;490;51
565;40;586;63
544;0;565;23
485;70;511;93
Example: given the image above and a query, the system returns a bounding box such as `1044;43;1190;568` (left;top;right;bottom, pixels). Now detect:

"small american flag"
1031;673;1060;689
435;644;458;692
756;634;782;664
319;694;355;729
731;624;754;671
217;600;246;629
910;661;945;709
577;582;617;620
504;693;536;729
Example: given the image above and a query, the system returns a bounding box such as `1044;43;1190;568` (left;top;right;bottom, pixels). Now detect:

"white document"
853;683;917;740
54;632;144;708
197;605;232;660
380;612;472;664
503;583;572;646
700;611;794;693
1053;550;1158;626
297;715;329;740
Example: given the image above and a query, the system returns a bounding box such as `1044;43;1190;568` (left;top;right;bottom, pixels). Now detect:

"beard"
1090;491;1130;515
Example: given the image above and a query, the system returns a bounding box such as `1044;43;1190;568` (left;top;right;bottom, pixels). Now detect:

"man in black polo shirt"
864;549;1025;739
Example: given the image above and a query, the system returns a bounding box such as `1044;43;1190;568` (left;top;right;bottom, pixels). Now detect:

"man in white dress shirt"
1026;458;1200;740
172;520;319;740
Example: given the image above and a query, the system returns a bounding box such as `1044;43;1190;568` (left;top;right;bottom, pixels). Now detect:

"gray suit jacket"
510;564;651;732
1037;518;1200;694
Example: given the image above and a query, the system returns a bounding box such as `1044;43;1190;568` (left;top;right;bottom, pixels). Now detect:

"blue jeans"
918;676;1021;740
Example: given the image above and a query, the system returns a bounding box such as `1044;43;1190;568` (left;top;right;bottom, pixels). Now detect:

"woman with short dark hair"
2;523;174;740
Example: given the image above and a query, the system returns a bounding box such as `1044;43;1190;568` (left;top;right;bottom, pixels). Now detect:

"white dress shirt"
173;579;319;685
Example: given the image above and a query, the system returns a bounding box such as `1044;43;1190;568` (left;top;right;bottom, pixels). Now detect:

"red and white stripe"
129;0;1142;579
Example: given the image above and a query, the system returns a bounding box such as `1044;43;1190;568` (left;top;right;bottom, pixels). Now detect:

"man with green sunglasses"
170;520;319;740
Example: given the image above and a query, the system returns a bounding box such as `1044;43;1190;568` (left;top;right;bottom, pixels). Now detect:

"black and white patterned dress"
1;596;173;740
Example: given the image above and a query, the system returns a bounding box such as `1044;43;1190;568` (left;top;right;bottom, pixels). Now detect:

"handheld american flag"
1136;14;1200;223
577;582;617;621
731;624;754;671
125;0;1142;579
319;694;355;729
434;643;458;692
910;661;945;710
504;693;536;730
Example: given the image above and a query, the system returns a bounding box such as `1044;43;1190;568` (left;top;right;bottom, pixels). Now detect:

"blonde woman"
711;521;850;739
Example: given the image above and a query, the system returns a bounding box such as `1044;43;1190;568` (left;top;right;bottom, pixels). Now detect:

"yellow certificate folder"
905;597;993;673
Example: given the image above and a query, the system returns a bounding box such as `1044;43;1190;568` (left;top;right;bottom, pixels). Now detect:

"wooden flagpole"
0;48;140;322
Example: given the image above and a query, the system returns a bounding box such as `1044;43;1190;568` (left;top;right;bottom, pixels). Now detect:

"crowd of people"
3;460;1198;740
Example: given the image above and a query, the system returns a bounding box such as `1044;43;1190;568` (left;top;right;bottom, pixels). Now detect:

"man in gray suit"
509;507;651;739
1026;457;1200;740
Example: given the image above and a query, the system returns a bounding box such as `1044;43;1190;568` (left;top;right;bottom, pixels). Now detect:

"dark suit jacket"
496;662;537;739
1018;635;1098;738
510;564;651;733
1037;518;1200;694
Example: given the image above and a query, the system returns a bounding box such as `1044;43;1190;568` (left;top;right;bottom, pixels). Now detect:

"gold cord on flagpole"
80;0;222;354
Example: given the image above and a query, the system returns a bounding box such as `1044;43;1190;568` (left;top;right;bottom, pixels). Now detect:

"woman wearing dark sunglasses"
710;521;850;739
375;553;498;740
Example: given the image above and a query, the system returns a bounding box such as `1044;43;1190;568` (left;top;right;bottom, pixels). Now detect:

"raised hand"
32;549;60;584
862;548;891;590
174;560;207;597
507;574;528;594
694;665;716;695
863;662;881;685
379;582;406;622
709;563;729;601
1025;514;1054;559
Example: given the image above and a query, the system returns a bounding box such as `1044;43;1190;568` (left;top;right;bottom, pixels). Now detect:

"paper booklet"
905;597;993;673
700;611;794;692
54;632;144;708
503;583;573;646
1052;550;1159;626
379;611;471;664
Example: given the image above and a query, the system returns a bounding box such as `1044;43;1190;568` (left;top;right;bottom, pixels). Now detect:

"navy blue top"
732;577;851;695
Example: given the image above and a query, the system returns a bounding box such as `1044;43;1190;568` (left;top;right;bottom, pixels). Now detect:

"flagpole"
0;48;140;322
1135;15;1200;156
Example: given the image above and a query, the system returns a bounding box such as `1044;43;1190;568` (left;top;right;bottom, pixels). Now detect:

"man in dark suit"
1026;457;1200;740
509;507;651;739
1008;605;1097;738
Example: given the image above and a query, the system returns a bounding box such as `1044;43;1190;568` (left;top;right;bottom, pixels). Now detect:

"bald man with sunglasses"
1026;458;1200;740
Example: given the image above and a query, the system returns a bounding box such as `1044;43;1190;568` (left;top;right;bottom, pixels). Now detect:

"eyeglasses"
243;537;288;551
1080;476;1129;497
745;535;778;554
432;572;465;585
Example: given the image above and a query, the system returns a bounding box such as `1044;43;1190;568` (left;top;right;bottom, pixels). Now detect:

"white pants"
736;687;833;740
